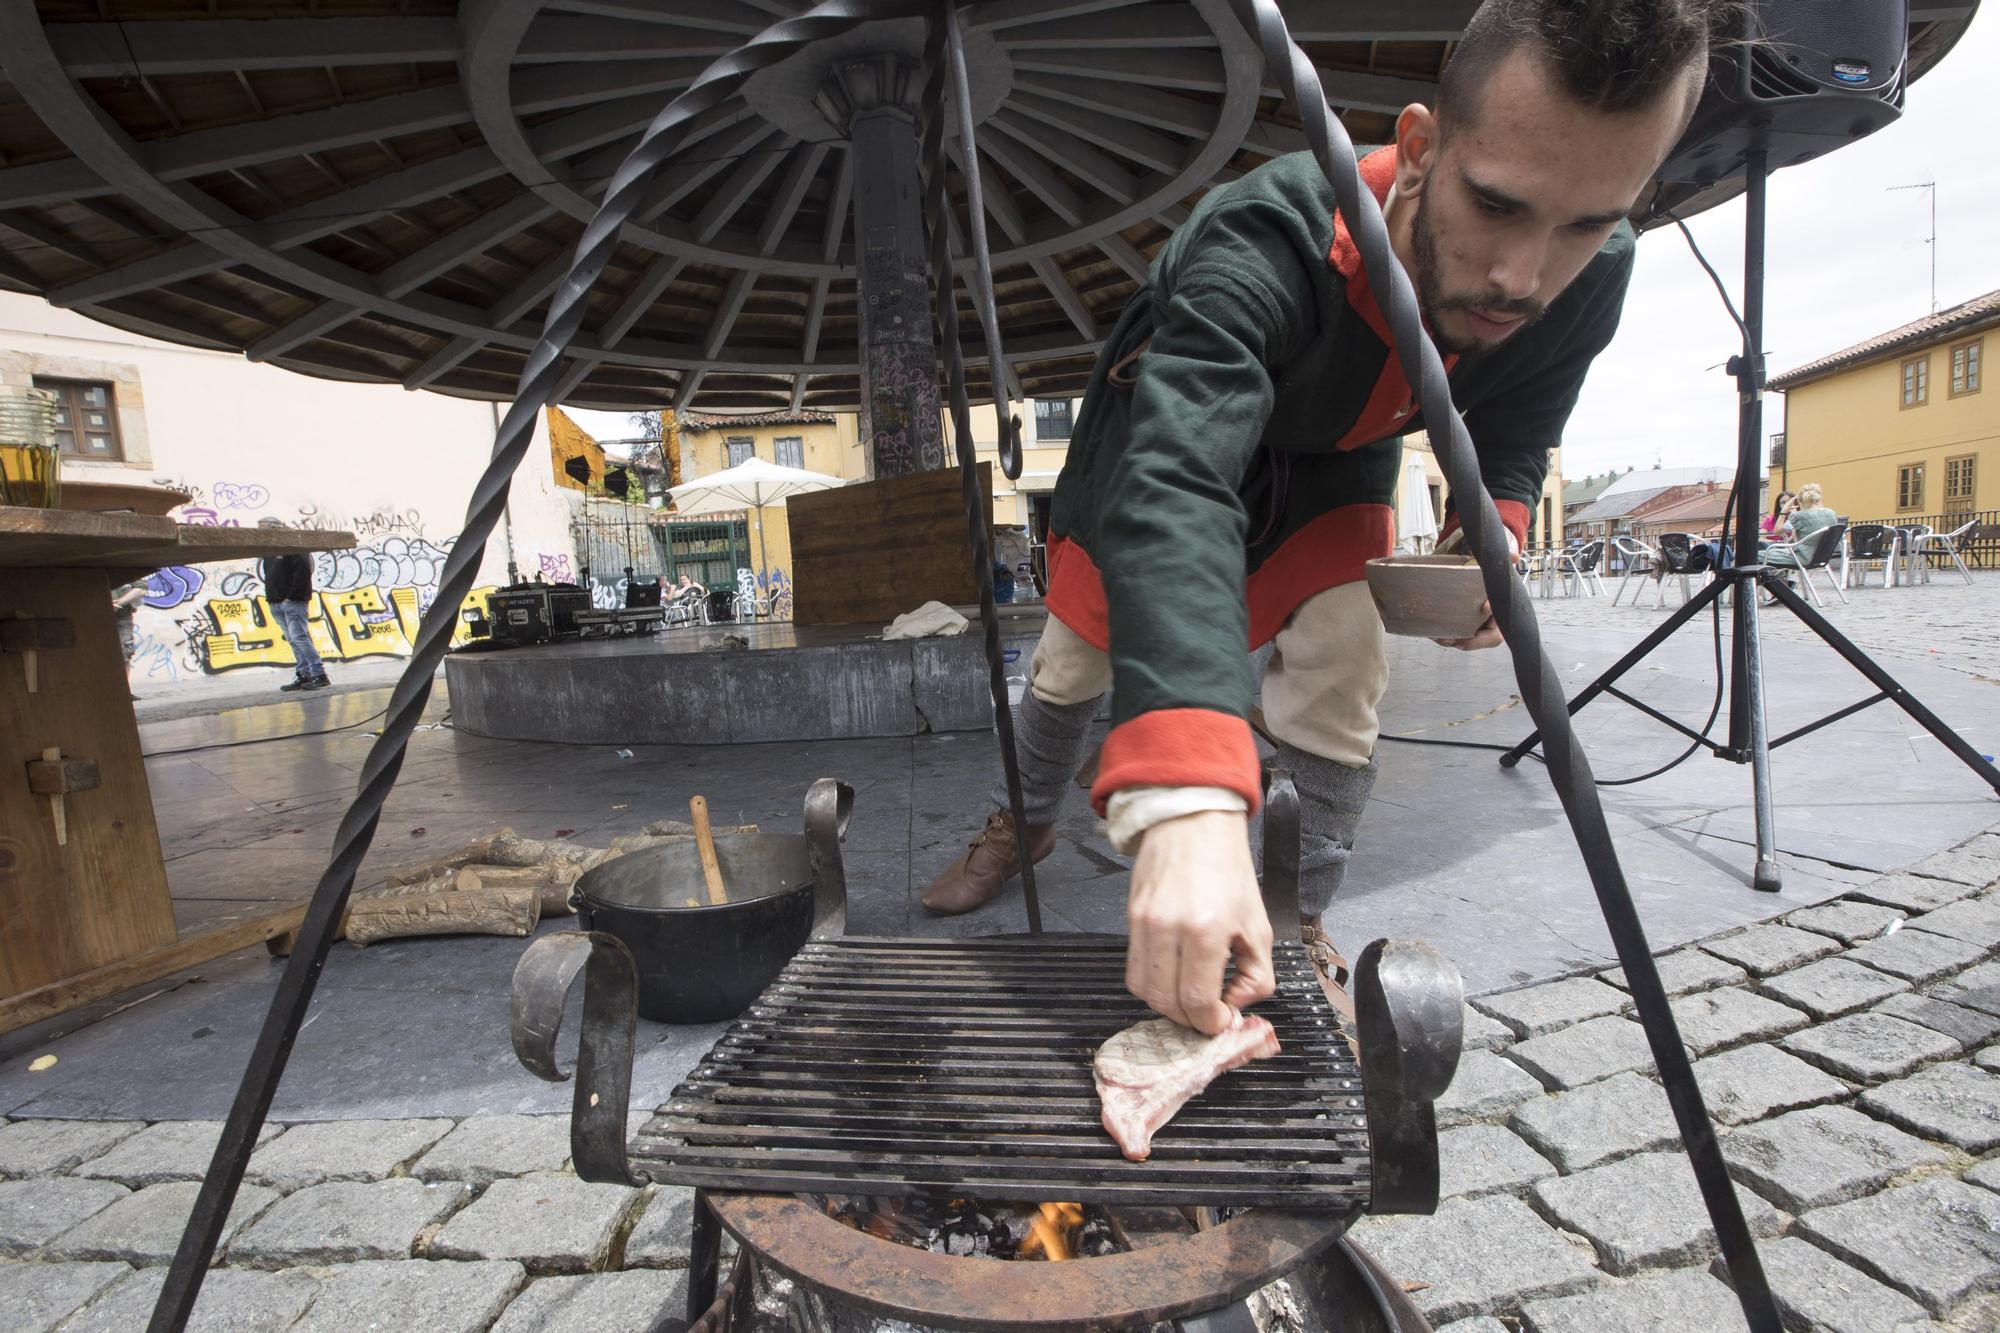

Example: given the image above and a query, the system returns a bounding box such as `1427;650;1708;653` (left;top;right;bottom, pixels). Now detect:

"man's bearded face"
1411;188;1549;360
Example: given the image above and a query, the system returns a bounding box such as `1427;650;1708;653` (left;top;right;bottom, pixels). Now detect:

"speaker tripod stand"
1499;149;2000;891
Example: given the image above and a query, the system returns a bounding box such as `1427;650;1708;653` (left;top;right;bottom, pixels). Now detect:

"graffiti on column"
857;226;946;476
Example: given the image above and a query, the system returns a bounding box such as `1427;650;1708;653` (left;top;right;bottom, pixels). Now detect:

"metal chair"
1762;522;1848;607
1552;539;1606;597
1909;519;1977;585
1651;532;1700;608
1608;535;1656;606
1844;524;1901;589
1893;525;1929;585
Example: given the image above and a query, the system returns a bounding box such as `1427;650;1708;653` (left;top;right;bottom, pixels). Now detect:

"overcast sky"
568;11;1997;478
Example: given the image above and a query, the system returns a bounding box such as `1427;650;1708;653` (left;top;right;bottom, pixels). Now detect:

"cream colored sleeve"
1105;786;1250;855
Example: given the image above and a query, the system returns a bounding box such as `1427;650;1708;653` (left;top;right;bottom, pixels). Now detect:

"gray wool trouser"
991;585;1387;918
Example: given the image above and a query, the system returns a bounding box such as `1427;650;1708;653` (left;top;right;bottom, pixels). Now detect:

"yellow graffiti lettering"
201;597;291;671
320;587;411;660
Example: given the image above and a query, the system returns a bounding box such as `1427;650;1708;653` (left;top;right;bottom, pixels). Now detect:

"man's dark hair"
1439;0;1736;126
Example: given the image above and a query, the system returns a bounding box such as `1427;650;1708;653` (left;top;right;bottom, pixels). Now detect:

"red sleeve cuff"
1091;709;1262;817
1438;499;1531;552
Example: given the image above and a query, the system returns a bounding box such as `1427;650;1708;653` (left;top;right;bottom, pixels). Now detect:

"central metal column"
820;56;945;477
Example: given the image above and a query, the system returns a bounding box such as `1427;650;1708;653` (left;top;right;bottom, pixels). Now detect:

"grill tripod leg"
686;1189;721;1328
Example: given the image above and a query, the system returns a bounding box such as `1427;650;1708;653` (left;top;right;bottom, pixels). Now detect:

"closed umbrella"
665;457;844;614
1398;453;1439;553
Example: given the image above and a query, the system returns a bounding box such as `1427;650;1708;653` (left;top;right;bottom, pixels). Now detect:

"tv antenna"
1889;179;1936;314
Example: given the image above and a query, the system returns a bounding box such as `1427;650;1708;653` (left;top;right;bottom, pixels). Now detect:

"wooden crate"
786;465;992;626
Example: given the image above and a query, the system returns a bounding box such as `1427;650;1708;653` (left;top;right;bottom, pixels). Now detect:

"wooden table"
0;506;354;1031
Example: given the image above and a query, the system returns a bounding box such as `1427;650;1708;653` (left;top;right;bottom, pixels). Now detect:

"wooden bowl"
1365;555;1490;639
59;481;192;515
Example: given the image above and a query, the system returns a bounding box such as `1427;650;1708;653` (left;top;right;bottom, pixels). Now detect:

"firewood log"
345;886;541;946
455;864;575;916
387;830;513;885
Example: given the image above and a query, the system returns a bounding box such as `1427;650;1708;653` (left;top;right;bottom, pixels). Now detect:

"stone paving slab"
1435;1049;1547;1126
621;1186;695;1269
1851;873;1985;915
1599;948;1746;997
1686;1043;1851;1126
1519;1267;1748;1333
1969;1158;2000;1193
45;1179;278;1265
57;1264;321;1333
1845;927;1988;984
1436;1125;1558;1199
1711;1236;1927;1333
1722;1105;1950;1213
1702;925;1841;976
490;1269;690;1332
0;1259;131;1333
1980;1045;2000;1074
1529;1151;1779;1276
245;1117;455;1192
74;1121;283;1189
228;1178;469;1268
1346;1194;1601;1324
1472;977;1630;1039
1905;898;2000;950
1433;1321;1509;1333
289;1259;525;1333
0;1177;129;1258
1785;900;1906;945
1669;987;1810;1054
1794;1178;2000;1315
1857;1062;2000;1152
1871;992;2000;1050
1783;1012;1962;1083
411;1115;569;1189
1508;1072;1678;1172
1507;1016;1654;1091
1931;959;2000;1005
427;1173;641;1274
0;1121;142;1178
1760;957;1910;1019
1907;844;2000;887
1458;1006;1513;1052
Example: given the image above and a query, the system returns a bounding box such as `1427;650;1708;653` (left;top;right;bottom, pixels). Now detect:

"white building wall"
0;293;576;693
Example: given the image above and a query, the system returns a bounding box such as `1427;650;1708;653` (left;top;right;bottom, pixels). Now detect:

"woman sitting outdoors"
1762;482;1838;598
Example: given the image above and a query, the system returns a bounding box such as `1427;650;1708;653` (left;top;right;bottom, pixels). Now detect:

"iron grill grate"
635;935;1372;1208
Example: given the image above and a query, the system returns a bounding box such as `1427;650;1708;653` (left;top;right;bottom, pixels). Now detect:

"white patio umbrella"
1398;452;1440;553
665;456;845;607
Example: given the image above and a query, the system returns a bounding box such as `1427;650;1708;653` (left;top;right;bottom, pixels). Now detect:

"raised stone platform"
442;605;1057;745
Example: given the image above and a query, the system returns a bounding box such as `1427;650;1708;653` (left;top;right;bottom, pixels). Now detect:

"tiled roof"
1568;486;1676;524
1633;489;1732;527
1769;288;2000;391
1562;471;1627;506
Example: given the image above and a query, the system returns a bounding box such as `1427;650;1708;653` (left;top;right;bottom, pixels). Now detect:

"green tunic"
1045;150;1637;812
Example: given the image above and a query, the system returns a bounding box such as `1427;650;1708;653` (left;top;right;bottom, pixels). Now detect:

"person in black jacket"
258;551;328;692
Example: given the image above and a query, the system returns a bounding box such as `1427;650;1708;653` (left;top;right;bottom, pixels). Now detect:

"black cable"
140;705;390;757
1226;3;1780;1328
149;6;929;1328
1664;206;1752;344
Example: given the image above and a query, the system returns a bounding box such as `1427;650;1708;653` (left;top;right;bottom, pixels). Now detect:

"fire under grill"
633;935;1371;1208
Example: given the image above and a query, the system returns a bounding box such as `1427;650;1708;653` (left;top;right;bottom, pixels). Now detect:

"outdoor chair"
1844;524;1901;589
735;590;772;621
1552;539;1606;597
1651;532;1701;608
1893;525;1929;585
1908;519;1977;585
1609;535;1657;606
1762;521;1848;608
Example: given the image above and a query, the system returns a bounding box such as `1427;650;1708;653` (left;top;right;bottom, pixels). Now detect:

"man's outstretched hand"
1126;809;1275;1035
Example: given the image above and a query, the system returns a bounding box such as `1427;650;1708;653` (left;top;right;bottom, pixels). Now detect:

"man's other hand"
1435;599;1503;651
1126;809;1275;1034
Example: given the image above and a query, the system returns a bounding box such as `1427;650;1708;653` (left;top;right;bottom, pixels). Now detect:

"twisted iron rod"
148;4;928;1327
1225;1;1778;1326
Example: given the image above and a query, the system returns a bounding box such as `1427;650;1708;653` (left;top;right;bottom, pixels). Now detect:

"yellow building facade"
1769;292;1996;522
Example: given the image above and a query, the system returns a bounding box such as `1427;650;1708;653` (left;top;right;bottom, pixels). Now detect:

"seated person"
1764;483;1836;568
1759;491;1795;541
668;573;707;603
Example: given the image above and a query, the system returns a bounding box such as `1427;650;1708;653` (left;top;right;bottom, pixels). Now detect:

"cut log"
455;864;575;916
387;830;512;885
488;831;592;870
345;886;541;947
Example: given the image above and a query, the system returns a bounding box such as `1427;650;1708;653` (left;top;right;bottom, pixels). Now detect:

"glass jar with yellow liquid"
0;386;61;509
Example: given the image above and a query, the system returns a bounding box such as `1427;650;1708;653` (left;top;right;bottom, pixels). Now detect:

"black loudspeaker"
1659;0;1908;185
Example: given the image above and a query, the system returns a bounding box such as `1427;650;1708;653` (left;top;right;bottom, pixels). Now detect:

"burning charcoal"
1077;1216;1119;1258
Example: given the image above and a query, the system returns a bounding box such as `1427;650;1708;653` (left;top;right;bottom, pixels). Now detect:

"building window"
1949;339;1982;397
34;377;123;460
1033;398;1073;441
1900;355;1928;408
726;436;754;467
1944;454;1977;513
1897;461;1925;512
773;436;804;469
1769;433;1785;468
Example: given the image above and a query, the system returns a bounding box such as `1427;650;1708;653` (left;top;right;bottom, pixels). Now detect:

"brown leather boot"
921;810;1057;916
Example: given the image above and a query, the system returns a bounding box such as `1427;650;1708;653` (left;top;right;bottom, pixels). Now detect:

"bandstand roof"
0;1;1977;413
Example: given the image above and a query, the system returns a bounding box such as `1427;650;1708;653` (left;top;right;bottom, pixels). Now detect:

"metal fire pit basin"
637;933;1367;1207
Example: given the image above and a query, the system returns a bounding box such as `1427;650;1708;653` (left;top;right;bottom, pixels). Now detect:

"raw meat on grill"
1094;1013;1282;1161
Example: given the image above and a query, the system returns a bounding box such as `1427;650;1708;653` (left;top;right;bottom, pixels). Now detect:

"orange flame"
1020;1202;1085;1261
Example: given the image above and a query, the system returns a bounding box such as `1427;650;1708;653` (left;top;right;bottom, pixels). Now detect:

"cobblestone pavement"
1529;568;2000;685
4;828;1998;1329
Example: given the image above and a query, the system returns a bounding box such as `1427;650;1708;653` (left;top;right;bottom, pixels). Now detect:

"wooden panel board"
786;465;993;626
0;569;178;997
0;508;178;568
